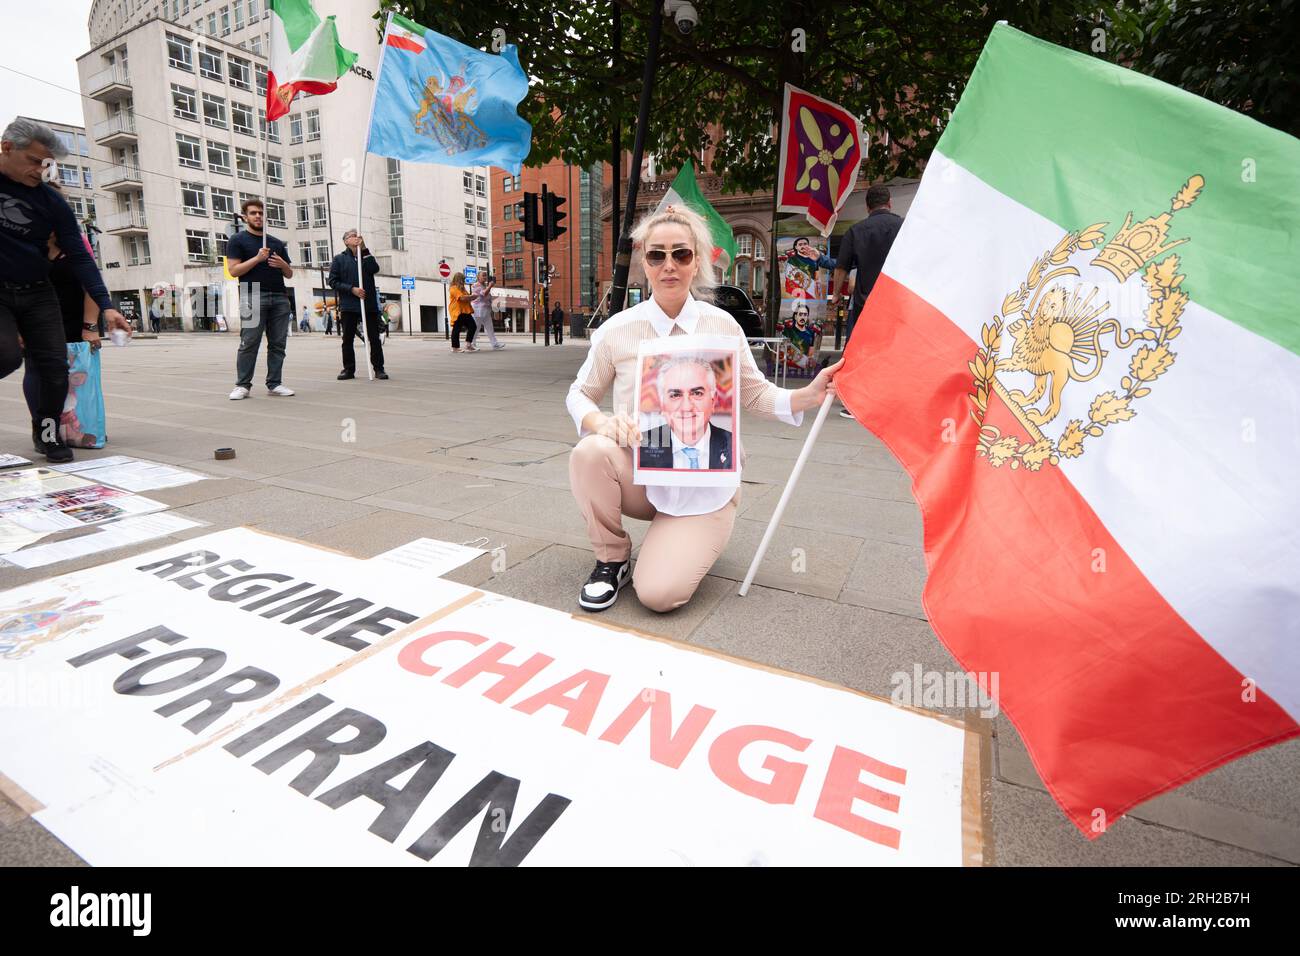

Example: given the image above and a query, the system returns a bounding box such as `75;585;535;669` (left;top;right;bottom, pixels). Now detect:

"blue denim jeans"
235;290;291;389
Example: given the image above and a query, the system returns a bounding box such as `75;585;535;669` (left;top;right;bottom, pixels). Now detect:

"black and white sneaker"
578;560;630;612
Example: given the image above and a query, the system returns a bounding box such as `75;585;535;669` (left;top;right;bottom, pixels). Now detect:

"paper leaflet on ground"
369;537;486;576
2;513;206;570
49;456;212;492
0;520;51;556
0;454;32;469
0;467;92;502
0;528;984;865
4;492;167;533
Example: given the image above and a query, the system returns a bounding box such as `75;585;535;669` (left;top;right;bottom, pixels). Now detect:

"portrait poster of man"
633;335;741;488
774;235;834;378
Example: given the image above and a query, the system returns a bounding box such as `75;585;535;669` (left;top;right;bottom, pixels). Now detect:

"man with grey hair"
638;355;733;470
327;229;387;380
0;117;131;462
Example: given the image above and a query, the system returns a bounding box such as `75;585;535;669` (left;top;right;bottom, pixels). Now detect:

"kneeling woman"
567;205;841;613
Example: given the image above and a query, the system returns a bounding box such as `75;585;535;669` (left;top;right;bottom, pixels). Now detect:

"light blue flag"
366;12;532;174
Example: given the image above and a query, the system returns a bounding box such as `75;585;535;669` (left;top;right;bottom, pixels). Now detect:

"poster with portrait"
633;334;741;488
774;235;835;378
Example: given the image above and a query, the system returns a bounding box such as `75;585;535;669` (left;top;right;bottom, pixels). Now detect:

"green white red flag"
654;161;737;271
266;0;358;121
835;24;1299;837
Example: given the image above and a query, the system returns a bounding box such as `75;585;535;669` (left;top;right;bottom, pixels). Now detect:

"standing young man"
327;229;387;380
0;117;131;462
226;198;295;400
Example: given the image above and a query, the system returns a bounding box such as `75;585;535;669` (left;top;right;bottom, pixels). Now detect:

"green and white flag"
266;0;357;121
655;160;737;270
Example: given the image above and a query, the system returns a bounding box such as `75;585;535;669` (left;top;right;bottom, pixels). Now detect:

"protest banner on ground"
0;528;987;865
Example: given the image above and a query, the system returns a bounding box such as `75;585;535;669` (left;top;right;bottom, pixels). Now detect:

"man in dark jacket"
830;183;903;343
0;118;131;462
327;229;387;380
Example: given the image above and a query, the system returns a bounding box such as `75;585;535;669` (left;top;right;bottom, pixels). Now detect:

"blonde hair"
631;203;718;296
451;272;466;291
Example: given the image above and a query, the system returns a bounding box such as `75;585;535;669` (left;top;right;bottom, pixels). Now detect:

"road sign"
438;261;451;279
401;276;415;290
464;265;478;283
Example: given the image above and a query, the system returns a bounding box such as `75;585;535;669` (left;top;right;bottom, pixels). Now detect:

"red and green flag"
654;160;737;271
266;0;358;121
836;24;1300;837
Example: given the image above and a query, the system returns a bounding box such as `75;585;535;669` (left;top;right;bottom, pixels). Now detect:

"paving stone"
271;456;433;500
172;485;378;538
738;487;923;547
710;511;865;598
840;539;928;619
360;473;534;521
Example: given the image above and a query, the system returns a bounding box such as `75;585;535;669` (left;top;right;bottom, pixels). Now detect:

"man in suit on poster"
638;356;732;470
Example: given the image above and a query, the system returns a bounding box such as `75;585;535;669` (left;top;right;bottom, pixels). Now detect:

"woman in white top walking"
472;274;504;349
566;205;842;612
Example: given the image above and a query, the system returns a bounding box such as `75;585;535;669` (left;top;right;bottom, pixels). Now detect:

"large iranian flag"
655;161;737;271
836;24;1299;837
266;0;358;121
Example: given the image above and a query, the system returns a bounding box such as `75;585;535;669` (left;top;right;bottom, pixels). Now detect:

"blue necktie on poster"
683;448;700;470
365;12;532;174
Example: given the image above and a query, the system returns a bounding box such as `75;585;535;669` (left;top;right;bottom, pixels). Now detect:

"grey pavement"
1;332;1294;866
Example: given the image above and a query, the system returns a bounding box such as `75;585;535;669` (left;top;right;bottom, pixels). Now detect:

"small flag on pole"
776;84;864;236
654;160;737;271
266;0;358;121
365;13;531;174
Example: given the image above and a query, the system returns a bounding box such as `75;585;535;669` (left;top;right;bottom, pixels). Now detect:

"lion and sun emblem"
968;175;1204;470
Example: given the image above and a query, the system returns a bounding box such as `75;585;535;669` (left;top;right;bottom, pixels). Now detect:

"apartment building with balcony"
77;0;491;332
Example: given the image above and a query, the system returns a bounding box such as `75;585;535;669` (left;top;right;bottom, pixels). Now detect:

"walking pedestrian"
327;229;387;380
324;307;334;336
830;183;902;418
551;303;565;345
566;204;842;613
472;273;504;349
226;198;295;400
0;117;131;462
300;306;311;333
449;272;476;352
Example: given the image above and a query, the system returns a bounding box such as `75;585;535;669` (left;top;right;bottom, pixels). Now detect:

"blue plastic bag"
60;342;107;449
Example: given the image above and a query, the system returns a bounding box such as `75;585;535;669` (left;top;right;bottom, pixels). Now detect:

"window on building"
288;113;303;145
86;197;96;221
255;65;267;97
463;202;474;224
221;5;232;34
292;156;306;187
211;186;235;219
58;166;79;188
737;234;752;258
231;102;254;136
477;236;488;256
235;147;258;180
206;140;231;174
166;33;193;71
258;109;279;143
475;174;486;196
68;197;83;218
207;12;217;35
265;154;282;185
295;199;309;228
314;239;330;264
311;197;326;227
199;46;223;81
82;168;93;189
476;206;487;227
504;203;514;220
308;154;323;184
233;2;244;29
128;236;151;266
298;242;313;267
502;176;513;193
228;56;251;90
465;234;474;256
202;93;227;129
265;198;285;227
176;132;202;168
186;229;212;263
305;109;320;141
77;133;90;157
170;83;197;120
511;175;521;190
463;170;473;193
387;157;404;251
180;180;205;214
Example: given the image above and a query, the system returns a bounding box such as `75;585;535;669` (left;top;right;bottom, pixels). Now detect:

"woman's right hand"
595;413;641;447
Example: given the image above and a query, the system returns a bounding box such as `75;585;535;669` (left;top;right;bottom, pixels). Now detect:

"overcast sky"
0;1;94;130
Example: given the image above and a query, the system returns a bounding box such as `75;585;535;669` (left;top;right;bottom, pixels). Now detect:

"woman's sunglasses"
644;248;695;266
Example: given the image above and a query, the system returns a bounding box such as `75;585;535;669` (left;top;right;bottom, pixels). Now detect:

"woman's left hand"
794;357;844;412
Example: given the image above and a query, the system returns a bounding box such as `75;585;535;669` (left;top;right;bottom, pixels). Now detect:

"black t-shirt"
0;171;112;311
224;230;290;293
48;256;86;343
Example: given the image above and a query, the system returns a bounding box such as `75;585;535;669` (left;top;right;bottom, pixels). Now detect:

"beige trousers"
569;434;737;613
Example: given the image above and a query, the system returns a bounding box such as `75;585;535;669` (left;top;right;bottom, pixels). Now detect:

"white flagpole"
262;11;271;251
738;394;836;596
353;13;395;381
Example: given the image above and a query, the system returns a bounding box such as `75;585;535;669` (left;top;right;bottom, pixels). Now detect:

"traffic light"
543;191;567;241
521;192;542;243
